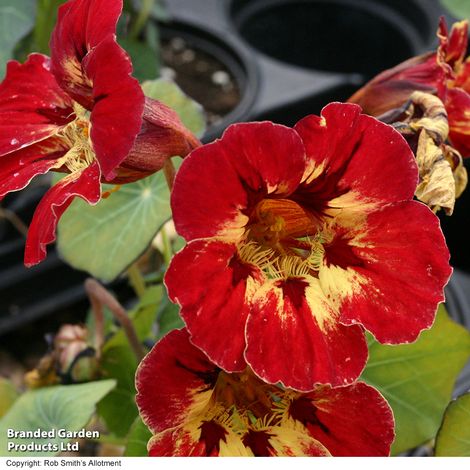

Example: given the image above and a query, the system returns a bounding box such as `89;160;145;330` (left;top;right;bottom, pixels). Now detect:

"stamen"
238;241;275;272
55;102;95;174
250;413;278;431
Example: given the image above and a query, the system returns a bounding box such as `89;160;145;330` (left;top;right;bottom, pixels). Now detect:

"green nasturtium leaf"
119;37;159;82
435;392;470;456
104;284;163;350
361;306;470;455
156;290;184;340
97;345;139;438
124;416;152;456
97;285;162;436
33;0;64;54
440;0;470;19
0;0;36;76
142;78;206;138
57;171;172;282
0;378;18;419
0;380;115;456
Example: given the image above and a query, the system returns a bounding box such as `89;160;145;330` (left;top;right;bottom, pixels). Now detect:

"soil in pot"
161;36;242;128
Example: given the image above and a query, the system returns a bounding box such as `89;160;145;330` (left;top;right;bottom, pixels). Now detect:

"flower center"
239;198;332;279
57;103;95;173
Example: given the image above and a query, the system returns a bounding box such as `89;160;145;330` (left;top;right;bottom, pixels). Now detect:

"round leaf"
361;306;470;455
0;0;36;75
57;171;172;282
0;378;18;419
0;380;115;456
436;392;470;456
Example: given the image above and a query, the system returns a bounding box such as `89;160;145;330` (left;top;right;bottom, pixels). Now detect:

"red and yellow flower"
165;103;451;391
349;18;470;157
136;329;395;457
0;0;199;266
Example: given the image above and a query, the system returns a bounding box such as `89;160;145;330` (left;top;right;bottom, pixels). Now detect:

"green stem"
160;225;172;265
127;263;146;298
130;0;155;40
163;158;176;192
34;0;62;54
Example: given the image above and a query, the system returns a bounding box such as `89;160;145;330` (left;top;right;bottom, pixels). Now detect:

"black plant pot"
159;21;259;142
164;0;445;124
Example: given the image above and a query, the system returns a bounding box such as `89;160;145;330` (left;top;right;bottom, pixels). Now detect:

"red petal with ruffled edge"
0;54;73;156
165;240;264;372
136;328;219;434
50;0;145;179
329;201;451;343
24;161;101;266
287;382;394;456
50;0;122;106
83;37;144;179
244;277;367;390
0;138;68;199
294;103;418;208
171;122;306;241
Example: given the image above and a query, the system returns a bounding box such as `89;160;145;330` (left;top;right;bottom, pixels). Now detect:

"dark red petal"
136;328;219;434
82;37;144;180
244;277;368;390
113;98;201;183
165;240;263;372
242;427;330;456
289;382;394;456
24;161;101;267
50;0;123;106
0;138;68;199
220;122;306;196
0;54;73;156
445;87;470;157
295;102;418;206
171;121;306;241
337;201;451;343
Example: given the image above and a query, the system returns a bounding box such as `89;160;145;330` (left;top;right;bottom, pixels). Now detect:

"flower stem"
130;0;155;40
127;263;146;298
85;279;145;362
0;208;29;237
163;158;176;191
160;225;172;265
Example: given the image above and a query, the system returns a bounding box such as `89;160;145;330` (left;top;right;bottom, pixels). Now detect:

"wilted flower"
384;91;467;214
136;329;394;457
349;18;470;157
0;0;199;266
165;103;451;391
25;323;98;387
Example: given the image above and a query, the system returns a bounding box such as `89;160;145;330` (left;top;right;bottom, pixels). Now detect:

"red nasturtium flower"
165;103;451;391
349;18;470;157
136;329;394;457
0;0;199;266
